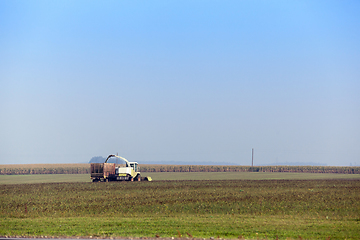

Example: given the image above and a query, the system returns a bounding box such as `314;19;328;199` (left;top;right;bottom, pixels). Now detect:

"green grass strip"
1;215;359;239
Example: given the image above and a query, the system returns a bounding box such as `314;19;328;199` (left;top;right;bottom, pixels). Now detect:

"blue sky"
1;0;359;166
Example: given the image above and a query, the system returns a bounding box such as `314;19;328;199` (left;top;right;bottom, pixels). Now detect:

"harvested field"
1;172;360;184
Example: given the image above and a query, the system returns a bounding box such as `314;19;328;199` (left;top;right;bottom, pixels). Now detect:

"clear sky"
1;0;359;166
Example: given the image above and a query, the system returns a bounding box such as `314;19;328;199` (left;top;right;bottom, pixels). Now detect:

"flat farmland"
148;172;360;181
1;172;360;184
1;179;360;239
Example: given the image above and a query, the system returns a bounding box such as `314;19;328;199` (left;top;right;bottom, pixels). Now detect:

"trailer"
90;154;152;182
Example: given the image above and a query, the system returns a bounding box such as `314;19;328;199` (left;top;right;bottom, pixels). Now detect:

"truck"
90;154;152;182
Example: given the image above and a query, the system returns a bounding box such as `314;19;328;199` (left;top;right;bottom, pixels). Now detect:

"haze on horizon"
1;1;359;166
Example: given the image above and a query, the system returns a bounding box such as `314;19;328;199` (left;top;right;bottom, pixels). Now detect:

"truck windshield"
130;163;138;172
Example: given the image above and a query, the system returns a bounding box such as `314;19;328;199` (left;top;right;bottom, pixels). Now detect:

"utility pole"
252;148;254;170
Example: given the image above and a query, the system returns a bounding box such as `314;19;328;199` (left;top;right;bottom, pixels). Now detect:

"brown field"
0;163;91;175
1;163;359;175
